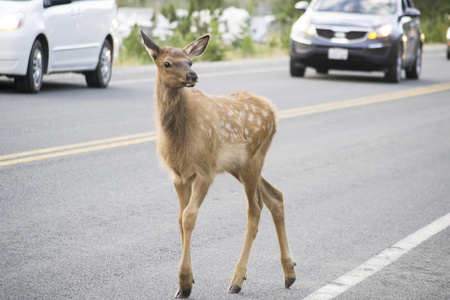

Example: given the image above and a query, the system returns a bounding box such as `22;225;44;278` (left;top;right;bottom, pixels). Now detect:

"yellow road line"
278;82;450;119
1;82;449;167
0;132;156;161
0;134;157;167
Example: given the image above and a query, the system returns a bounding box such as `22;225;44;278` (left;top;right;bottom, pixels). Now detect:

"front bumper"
0;31;33;76
290;37;397;72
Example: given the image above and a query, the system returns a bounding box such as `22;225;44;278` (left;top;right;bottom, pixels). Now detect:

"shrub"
240;35;256;57
420;15;449;43
199;18;226;61
117;25;152;65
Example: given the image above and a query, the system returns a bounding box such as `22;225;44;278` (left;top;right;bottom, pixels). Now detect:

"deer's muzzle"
186;72;198;83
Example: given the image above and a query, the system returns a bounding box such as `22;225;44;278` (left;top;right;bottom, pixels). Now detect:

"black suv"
290;0;424;82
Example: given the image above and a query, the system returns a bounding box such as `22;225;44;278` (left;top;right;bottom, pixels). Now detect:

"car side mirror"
403;7;420;17
295;1;309;13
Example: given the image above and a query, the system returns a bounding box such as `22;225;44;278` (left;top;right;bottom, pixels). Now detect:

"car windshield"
312;0;397;15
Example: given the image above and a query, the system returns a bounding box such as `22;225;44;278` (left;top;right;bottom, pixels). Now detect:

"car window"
312;0;397;15
402;0;415;10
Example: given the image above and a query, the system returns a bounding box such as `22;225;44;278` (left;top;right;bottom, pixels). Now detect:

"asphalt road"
1;45;449;300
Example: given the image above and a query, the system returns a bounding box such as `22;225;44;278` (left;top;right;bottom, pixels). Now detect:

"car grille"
316;28;367;41
316;29;335;39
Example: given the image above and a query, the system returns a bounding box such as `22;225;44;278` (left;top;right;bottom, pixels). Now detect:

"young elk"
140;30;296;298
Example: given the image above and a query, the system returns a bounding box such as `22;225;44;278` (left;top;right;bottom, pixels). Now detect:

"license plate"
328;48;348;60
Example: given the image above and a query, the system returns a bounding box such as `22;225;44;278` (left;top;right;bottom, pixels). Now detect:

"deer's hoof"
175;288;191;299
285;277;296;289
228;285;241;294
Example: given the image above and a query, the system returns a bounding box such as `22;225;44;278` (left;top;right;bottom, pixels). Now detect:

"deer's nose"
186;72;198;82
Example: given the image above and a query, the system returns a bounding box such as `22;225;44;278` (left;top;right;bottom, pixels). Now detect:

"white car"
0;0;121;93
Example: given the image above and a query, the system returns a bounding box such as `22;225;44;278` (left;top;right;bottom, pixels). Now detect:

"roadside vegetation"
415;0;450;44
116;0;450;66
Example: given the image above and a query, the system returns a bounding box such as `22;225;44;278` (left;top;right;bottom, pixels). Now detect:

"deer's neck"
155;77;187;139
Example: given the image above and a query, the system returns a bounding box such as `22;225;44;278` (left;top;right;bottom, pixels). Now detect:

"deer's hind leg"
229;158;264;294
259;176;296;288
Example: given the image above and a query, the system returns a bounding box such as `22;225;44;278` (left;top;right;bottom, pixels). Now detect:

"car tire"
447;47;450;60
15;39;45;93
290;58;306;77
85;40;112;88
405;46;421;79
385;43;402;83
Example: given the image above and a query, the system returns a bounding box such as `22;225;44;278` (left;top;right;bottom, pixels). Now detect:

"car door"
69;0;108;70
43;0;81;72
400;0;419;64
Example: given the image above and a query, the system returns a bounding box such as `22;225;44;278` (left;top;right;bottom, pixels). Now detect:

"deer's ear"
140;29;160;60
183;34;210;59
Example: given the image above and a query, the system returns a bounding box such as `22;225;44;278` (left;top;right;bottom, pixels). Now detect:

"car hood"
308;11;393;29
0;0;38;15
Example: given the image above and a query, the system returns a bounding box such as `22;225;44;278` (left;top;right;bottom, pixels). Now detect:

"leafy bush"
199;18;226;61
117;21;226;65
240;35;256;56
420;15;449;43
272;0;301;49
156;2;226;62
117;25;152;65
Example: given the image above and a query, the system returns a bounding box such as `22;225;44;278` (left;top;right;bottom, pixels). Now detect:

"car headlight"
369;24;393;40
0;13;24;31
291;18;316;39
305;24;316;36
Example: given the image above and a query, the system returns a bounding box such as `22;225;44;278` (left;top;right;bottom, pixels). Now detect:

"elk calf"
140;30;296;298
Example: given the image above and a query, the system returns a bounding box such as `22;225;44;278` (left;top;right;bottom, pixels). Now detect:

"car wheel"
15;40;45;93
385;43;402;83
405;46;421;79
447;47;450;60
290;57;306;77
85;40;112;88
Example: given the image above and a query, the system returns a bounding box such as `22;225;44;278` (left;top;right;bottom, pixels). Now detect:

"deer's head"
141;30;210;89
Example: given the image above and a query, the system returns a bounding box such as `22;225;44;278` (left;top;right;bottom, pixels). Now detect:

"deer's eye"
164;62;171;68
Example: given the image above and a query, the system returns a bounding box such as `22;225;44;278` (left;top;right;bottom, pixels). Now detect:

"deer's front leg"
175;176;213;299
174;181;192;250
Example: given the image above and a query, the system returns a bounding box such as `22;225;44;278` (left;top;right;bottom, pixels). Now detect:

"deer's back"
157;89;277;182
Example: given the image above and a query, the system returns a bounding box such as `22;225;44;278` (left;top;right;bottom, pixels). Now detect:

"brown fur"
141;30;296;298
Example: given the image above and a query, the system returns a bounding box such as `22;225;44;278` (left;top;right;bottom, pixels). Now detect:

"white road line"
303;212;450;300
